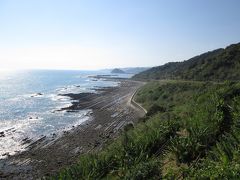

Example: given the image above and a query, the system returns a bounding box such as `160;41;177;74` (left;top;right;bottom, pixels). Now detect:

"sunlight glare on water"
0;69;128;158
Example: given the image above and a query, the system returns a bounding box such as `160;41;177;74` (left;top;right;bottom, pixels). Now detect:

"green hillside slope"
50;81;240;179
48;42;240;179
133;43;240;81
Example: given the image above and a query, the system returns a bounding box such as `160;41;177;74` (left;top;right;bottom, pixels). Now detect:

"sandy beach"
0;78;146;179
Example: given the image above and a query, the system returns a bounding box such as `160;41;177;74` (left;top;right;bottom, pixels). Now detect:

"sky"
0;0;240;70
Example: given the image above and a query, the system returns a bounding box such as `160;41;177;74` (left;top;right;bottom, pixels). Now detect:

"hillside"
52;81;240;179
49;43;240;179
133;43;240;81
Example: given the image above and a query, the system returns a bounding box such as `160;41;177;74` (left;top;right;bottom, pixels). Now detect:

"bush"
146;104;166;116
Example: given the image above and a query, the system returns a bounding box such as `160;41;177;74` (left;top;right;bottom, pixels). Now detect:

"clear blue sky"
0;0;240;70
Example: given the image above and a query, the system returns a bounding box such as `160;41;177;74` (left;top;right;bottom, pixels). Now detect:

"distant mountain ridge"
121;67;150;74
108;67;150;74
133;42;240;81
111;68;126;74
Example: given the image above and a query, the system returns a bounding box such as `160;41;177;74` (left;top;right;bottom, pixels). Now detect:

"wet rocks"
22;137;32;145
31;93;43;97
0;131;5;137
2;152;10;156
93;140;100;147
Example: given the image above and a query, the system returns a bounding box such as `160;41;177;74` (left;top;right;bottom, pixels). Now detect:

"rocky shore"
0;79;145;179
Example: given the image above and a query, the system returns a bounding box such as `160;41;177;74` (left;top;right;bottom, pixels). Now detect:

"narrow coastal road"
0;79;146;179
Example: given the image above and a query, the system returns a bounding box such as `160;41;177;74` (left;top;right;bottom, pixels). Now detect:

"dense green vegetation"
48;42;240;179
49;80;240;179
133;43;240;81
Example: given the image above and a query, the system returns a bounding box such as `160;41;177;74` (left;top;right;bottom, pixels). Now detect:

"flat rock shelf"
0;79;146;179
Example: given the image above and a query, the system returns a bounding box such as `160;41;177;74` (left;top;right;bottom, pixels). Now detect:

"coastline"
0;78;146;179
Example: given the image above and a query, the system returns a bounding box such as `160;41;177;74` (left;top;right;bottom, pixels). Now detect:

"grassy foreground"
48;80;240;179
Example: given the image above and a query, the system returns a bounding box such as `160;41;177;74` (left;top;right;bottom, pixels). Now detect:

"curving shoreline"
0;78;145;179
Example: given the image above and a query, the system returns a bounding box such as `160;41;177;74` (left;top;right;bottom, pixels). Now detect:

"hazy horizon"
0;0;240;70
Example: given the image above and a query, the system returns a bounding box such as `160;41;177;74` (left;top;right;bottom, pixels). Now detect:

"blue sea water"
0;70;131;158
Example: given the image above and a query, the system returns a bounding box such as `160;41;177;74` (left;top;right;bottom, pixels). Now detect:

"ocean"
0;70;131;158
